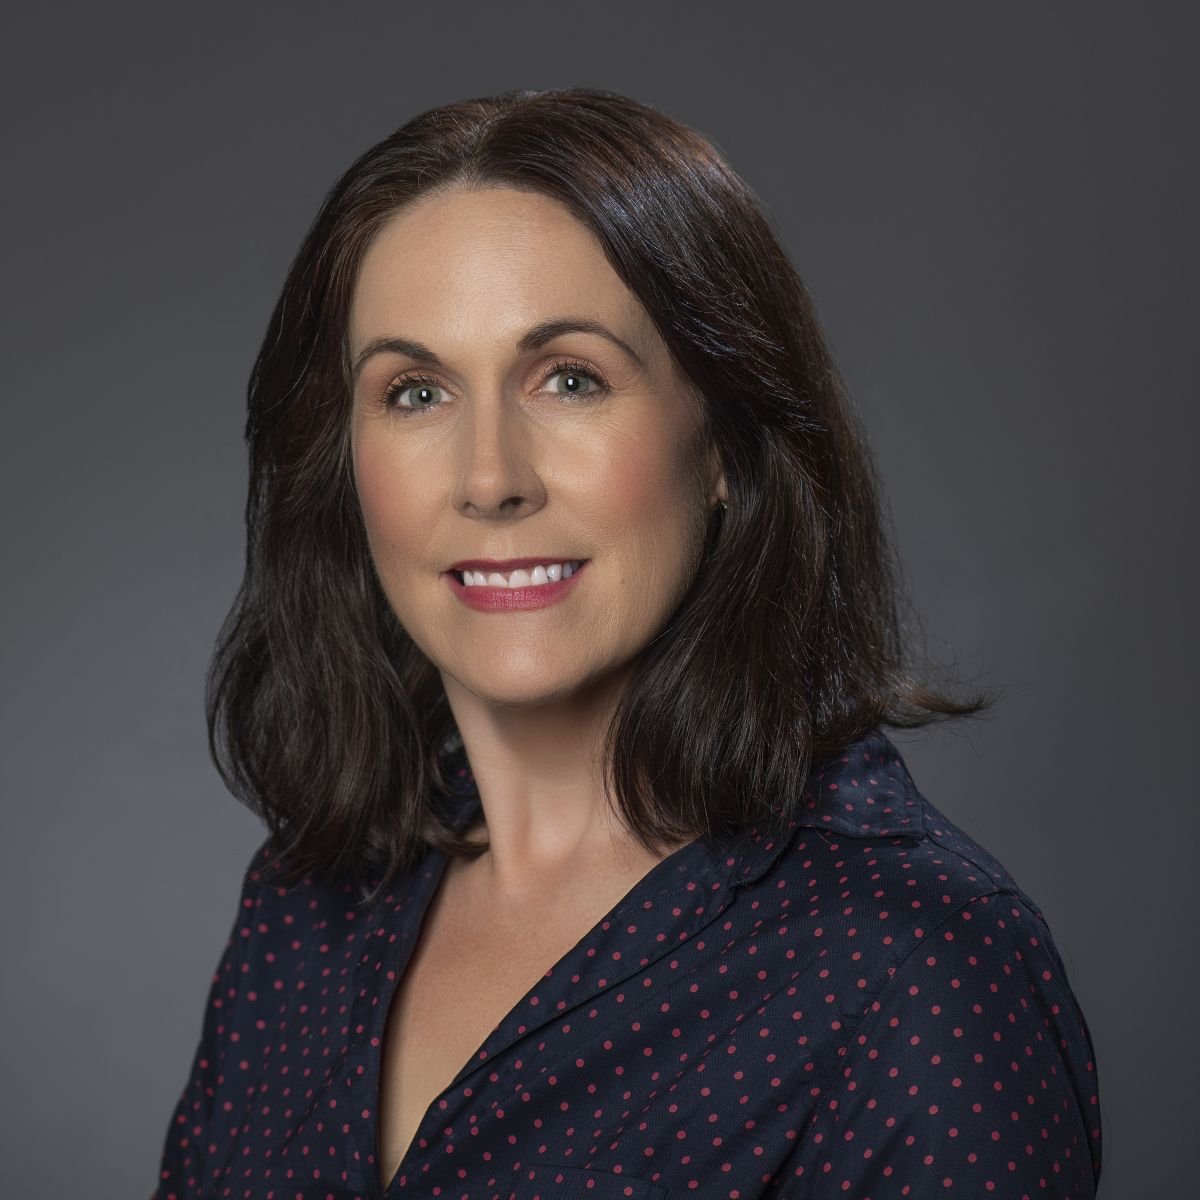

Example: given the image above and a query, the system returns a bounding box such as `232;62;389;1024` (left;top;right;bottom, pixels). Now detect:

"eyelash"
379;358;611;416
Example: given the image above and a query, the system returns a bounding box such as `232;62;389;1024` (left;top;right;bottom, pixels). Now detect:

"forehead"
348;185;654;352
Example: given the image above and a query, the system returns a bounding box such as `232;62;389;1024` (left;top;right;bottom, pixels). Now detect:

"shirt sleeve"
778;890;1103;1198
149;837;272;1200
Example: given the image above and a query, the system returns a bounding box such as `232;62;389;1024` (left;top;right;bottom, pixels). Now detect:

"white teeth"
461;560;583;588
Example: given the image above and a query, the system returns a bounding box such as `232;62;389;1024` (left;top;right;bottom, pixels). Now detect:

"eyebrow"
350;317;644;382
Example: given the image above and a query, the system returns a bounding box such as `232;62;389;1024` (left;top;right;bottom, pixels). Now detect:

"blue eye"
379;358;610;417
381;376;444;413
544;363;606;396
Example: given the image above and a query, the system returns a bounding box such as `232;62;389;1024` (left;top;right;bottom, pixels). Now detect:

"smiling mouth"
451;560;588;588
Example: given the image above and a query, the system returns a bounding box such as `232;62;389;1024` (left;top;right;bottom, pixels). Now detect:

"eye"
380;374;445;414
541;359;609;399
378;359;610;417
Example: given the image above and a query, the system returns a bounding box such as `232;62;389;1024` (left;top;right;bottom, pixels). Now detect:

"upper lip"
446;556;587;573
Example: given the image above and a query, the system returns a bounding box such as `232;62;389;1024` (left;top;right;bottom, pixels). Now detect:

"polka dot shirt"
151;728;1103;1198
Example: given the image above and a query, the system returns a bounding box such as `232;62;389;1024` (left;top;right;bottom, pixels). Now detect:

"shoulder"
733;728;1084;1019
783;881;1104;1194
228;835;384;985
772;727;1046;926
747;733;1103;1191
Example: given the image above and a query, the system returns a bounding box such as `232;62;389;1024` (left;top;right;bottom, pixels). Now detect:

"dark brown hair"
206;86;995;904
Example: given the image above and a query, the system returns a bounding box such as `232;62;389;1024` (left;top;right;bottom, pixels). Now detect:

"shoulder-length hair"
206;86;995;903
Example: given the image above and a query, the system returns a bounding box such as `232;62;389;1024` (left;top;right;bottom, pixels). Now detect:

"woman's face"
348;185;725;710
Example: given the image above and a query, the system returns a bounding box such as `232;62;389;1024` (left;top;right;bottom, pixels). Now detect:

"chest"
374;864;641;1192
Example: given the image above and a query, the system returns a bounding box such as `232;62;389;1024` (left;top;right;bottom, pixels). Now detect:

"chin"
460;674;588;710
445;648;626;710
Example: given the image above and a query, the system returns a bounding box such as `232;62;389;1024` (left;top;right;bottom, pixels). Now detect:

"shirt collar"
726;726;927;888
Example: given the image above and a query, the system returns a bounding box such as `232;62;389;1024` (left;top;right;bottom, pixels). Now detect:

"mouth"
448;559;589;588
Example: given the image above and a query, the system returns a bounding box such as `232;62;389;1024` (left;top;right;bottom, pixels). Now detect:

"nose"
449;384;547;520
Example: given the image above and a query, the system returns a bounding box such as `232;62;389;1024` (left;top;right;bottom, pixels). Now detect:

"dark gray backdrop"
2;3;1193;1197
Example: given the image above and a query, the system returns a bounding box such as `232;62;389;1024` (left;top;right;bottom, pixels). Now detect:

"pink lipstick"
444;560;589;612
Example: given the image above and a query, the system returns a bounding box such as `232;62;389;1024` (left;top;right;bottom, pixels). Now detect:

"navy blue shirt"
152;728;1102;1198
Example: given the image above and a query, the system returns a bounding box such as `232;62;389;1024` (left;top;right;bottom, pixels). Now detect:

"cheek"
591;427;704;563
351;437;394;543
351;429;428;562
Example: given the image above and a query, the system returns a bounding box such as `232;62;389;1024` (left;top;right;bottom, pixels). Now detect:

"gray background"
1;3;1193;1196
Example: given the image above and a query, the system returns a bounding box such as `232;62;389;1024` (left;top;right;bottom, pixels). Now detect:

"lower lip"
444;561;590;612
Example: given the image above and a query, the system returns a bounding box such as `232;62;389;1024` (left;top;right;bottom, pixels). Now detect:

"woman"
152;88;1103;1199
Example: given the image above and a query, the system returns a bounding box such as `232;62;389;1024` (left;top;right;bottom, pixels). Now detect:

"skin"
347;184;727;909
